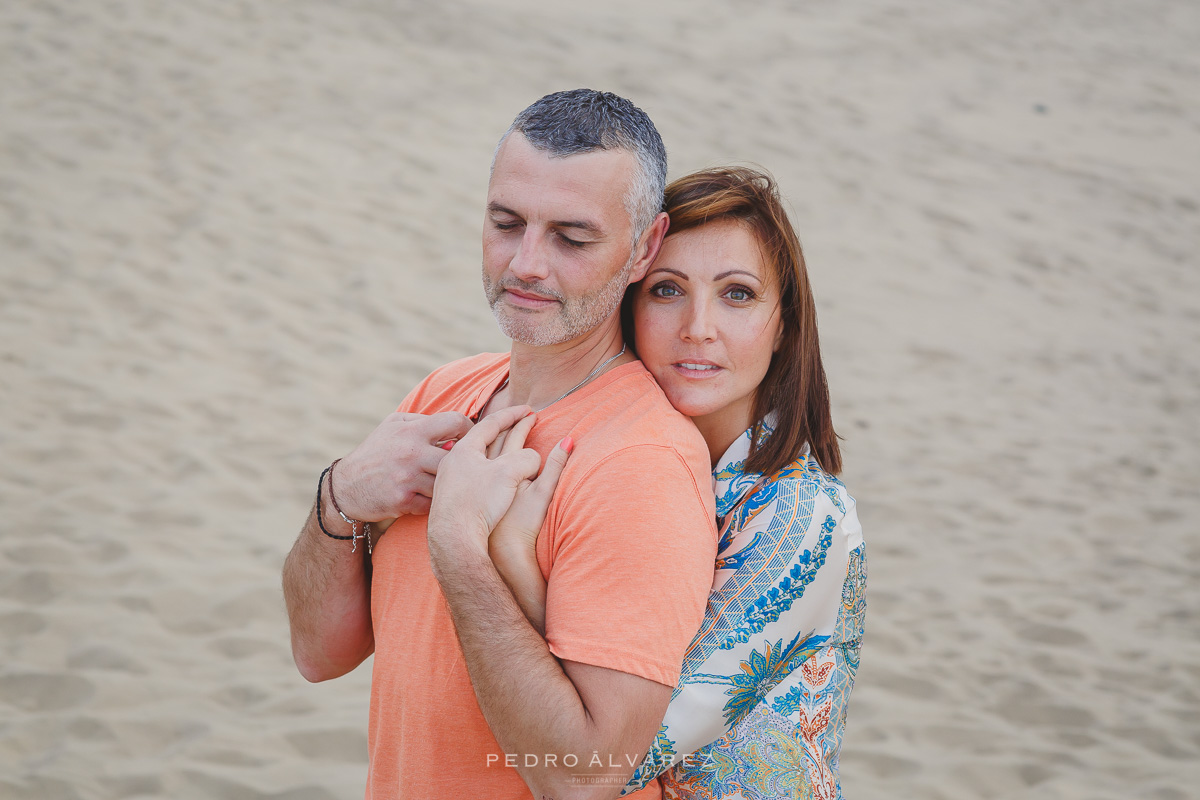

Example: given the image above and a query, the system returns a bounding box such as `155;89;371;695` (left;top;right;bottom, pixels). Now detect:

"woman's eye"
650;282;681;298
726;287;755;302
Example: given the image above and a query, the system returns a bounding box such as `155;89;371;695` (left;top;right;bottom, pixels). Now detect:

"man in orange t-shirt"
282;89;717;799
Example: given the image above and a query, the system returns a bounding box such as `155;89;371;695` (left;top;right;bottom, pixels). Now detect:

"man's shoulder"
581;363;704;445
565;362;713;500
399;352;507;414
424;352;508;386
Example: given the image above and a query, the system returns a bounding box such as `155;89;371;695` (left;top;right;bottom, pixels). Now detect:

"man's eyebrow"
487;202;521;217
487;203;603;236
552;219;604;235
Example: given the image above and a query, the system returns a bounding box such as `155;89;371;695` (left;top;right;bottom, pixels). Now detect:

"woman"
471;167;865;799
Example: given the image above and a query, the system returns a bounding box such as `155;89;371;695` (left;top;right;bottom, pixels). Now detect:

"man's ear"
628;212;670;285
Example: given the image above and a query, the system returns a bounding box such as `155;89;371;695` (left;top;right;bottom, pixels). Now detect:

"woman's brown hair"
651;167;842;475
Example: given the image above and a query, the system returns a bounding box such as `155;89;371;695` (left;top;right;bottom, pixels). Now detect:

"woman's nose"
682;299;717;343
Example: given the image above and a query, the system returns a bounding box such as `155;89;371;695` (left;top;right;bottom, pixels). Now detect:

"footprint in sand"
0;672;94;712
0;610;46;638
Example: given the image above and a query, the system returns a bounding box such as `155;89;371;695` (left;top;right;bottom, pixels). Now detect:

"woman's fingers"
500;412;537;457
489;408;537;458
532;437;574;498
486;429;508;459
505;447;543;484
460;405;532;451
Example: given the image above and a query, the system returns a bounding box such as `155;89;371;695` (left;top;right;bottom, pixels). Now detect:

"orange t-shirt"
365;353;717;799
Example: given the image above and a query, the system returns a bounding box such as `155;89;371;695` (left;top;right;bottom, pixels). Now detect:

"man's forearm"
282;493;375;682
431;538;624;797
282;411;475;681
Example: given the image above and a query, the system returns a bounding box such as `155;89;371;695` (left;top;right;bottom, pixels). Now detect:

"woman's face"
633;219;783;441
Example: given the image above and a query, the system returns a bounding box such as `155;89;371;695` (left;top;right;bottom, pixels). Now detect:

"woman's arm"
489;536;548;636
429;419;691;799
487;437;573;636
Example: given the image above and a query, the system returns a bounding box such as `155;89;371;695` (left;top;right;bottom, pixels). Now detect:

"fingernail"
441;440;455;450
560;436;574;454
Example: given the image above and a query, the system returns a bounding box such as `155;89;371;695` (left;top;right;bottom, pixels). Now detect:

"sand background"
2;1;1198;798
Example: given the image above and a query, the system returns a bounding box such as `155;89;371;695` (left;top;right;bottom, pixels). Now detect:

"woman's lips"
671;361;724;379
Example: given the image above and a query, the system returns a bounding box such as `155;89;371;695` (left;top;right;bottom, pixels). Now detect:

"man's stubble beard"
484;250;636;347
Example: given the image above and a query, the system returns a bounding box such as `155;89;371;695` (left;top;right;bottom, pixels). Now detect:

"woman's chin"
662;392;726;421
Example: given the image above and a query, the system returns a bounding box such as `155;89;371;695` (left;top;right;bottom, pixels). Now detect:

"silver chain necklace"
489;343;627;414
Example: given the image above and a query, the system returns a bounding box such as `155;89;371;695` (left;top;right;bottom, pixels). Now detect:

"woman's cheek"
633;309;670;368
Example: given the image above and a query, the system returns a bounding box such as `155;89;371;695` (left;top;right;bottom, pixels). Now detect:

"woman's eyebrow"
646;267;690;280
646;267;764;282
714;269;762;282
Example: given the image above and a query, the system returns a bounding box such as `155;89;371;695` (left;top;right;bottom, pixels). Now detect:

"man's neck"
501;318;631;412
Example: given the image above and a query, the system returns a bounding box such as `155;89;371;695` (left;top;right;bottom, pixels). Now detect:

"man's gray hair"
494;89;668;245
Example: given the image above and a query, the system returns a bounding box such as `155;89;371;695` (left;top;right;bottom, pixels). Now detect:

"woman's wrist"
488;532;537;565
488;539;547;636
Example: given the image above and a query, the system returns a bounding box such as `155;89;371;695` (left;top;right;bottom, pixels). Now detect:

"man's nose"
507;229;551;283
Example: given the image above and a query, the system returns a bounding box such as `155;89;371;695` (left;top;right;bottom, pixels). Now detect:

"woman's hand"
489;434;573;558
427;406;540;559
489;436;573;635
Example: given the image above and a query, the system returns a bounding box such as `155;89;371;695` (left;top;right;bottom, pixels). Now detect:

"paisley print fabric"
623;418;866;799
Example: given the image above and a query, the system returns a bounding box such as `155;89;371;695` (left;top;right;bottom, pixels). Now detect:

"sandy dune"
2;1;1198;798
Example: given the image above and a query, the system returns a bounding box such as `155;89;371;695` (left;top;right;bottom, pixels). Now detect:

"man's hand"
283;409;476;682
334;411;474;521
427;405;540;556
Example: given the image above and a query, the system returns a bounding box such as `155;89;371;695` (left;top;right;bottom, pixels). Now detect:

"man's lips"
503;288;559;308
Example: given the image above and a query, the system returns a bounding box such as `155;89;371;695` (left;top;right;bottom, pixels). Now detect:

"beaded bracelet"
316;463;372;554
